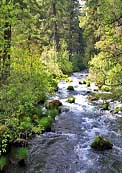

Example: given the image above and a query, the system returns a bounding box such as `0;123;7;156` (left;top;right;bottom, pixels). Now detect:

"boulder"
91;136;113;151
102;102;109;110
67;86;74;91
86;81;90;87
45;100;62;109
66;97;75;103
88;95;99;101
79;81;82;85
82;80;87;84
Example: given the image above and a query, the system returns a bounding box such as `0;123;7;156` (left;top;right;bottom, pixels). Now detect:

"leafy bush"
15;147;28;160
39;117;53;130
45;109;59;119
0;156;7;171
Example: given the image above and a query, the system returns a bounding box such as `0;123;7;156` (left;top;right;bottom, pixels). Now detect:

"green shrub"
15;147;28;160
46;109;59;119
39;117;53;130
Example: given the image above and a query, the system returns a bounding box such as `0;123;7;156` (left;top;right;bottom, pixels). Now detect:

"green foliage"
58;42;73;74
71;54;86;72
0;156;7;171
45;109;59;119
115;107;122;114
15;147;28;160
80;0;122;100
101;85;111;92
39;117;53;131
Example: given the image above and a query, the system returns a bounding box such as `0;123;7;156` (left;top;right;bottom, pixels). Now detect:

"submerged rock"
67;86;74;91
66;97;75;103
91;136;113;151
45;100;62;109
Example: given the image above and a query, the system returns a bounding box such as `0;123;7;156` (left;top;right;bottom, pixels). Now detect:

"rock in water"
67;86;74;91
66;97;75;103
91;136;113;151
45;100;62;109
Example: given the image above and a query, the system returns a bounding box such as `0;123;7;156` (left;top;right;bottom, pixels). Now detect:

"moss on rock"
91;136;113;151
86;81;90;87
88;95;99;101
82;80;87;84
102;102;109;110
45;100;62;109
67;86;74;91
66;97;75;103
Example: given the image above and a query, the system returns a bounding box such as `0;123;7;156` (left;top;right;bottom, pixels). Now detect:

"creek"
9;72;122;173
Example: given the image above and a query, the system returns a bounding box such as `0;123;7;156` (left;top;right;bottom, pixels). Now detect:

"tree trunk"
52;1;59;51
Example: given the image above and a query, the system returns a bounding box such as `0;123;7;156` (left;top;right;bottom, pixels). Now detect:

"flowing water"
9;72;122;173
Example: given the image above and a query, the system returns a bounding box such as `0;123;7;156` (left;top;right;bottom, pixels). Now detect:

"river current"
9;72;122;173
